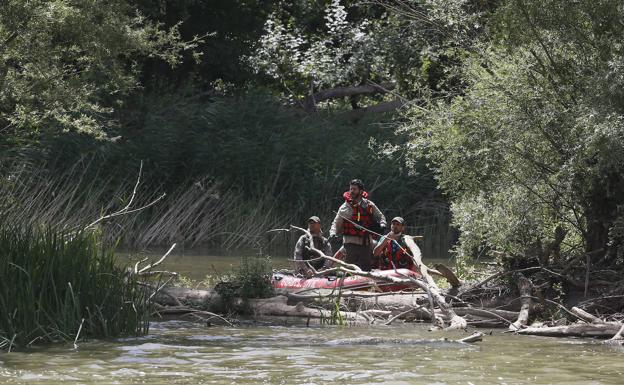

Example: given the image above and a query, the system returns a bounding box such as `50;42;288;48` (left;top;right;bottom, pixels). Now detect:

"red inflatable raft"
271;268;422;292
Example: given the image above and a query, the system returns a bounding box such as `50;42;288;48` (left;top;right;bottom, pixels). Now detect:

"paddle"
335;211;461;288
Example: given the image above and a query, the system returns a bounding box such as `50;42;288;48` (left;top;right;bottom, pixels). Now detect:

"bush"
215;256;274;314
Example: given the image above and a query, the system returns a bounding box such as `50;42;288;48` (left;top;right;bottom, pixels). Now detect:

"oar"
335;211;460;287
431;262;461;288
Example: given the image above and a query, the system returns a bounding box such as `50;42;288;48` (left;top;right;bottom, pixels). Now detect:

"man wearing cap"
373;216;415;271
293;216;333;278
329;179;386;271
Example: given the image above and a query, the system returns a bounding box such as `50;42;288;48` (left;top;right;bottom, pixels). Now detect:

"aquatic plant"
0;226;150;351
215;256;274;314
322;288;345;326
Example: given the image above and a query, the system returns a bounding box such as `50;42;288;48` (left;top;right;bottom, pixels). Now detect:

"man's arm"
373;235;391;256
329;203;347;237
370;201;387;228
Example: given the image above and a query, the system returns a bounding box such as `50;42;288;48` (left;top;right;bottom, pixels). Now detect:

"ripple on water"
109;368;146;377
186;334;242;342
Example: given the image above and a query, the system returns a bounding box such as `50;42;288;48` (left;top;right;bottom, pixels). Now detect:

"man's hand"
304;269;315;279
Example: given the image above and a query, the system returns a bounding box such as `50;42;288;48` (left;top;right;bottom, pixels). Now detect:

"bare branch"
82;161;166;231
138;243;177;274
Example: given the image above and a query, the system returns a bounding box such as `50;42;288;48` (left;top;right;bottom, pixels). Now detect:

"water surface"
1;253;621;384
1;320;622;384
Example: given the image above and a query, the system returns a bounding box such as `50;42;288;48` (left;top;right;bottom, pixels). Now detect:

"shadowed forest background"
1;0;623;272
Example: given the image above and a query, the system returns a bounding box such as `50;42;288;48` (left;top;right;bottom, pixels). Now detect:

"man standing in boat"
294;216;333;277
373;216;415;271
329;179;386;271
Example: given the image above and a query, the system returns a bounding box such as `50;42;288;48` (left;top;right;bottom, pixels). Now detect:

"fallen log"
249;295;368;323
154;284;518;328
326;332;484;345
603;324;624;345
153;286;221;308
570;306;603;323
516;323;624;338
453;308;519;322
458;332;484;343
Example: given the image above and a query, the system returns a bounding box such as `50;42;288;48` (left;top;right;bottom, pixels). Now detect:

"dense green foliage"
407;0;624;269
2;0;623;284
0;227;150;350
0;0;195;147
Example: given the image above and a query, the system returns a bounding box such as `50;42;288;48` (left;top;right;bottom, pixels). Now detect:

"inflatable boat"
271;268;422;292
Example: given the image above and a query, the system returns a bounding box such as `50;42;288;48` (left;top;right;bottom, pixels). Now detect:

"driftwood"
327;332;484;345
509;275;532;331
517;323;623;338
569;306;603;324
603;324;624;345
403;235;467;330
250;296;368;323
458;332;484;343
152;284;518;328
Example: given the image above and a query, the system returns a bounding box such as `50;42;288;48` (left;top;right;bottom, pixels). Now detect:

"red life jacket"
376;236;415;270
342;200;374;237
342;190;369;202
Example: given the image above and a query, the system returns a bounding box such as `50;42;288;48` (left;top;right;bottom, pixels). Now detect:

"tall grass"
0;226;150;350
0;91;455;256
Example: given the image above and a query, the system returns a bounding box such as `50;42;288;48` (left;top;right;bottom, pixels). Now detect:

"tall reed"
0;226;150;350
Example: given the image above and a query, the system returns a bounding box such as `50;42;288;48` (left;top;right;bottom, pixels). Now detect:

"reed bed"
0;160;453;257
0;226;150;351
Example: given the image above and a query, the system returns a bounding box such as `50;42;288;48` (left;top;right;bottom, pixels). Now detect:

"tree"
0;0;193;148
248;0;480;114
406;0;624;267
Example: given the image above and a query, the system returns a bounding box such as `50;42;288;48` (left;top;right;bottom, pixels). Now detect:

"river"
1;253;622;384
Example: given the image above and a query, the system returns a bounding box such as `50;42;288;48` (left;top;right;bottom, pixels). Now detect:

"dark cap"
391;216;405;224
307;216;321;223
349;179;364;189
